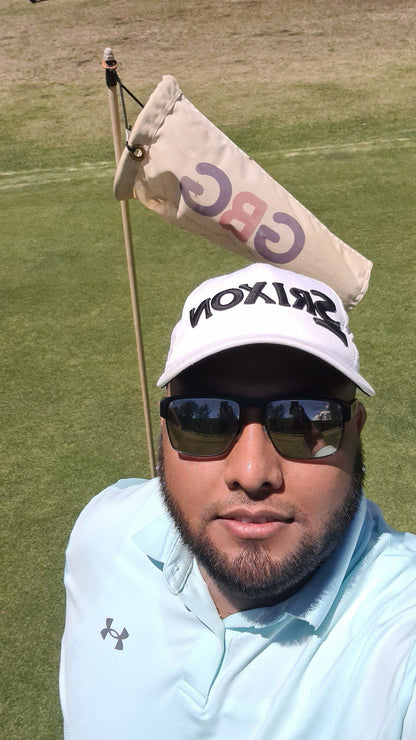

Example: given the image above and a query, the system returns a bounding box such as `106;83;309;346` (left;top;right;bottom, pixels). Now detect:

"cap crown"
158;264;374;396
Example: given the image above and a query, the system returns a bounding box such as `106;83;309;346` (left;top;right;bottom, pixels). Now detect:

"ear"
355;402;367;433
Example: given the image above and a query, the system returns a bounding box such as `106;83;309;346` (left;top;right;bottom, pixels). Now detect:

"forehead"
170;345;355;399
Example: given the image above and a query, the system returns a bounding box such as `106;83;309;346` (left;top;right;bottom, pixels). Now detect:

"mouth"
216;509;294;539
219;508;294;523
233;516;275;523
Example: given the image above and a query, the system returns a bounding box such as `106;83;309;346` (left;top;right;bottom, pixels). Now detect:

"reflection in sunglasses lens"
166;398;344;459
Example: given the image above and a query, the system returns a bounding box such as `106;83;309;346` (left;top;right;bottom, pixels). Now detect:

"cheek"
161;426;221;524
299;424;360;516
284;458;355;521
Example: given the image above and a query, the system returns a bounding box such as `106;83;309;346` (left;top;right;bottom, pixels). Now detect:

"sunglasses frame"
160;395;358;460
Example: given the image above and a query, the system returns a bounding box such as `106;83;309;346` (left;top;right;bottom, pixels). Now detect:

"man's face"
159;345;366;613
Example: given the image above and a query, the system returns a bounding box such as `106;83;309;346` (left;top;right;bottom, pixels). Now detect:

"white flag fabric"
114;76;372;309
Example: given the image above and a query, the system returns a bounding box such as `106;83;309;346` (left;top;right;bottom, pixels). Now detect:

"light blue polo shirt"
60;478;416;739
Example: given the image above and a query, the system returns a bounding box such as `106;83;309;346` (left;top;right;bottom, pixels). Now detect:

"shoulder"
366;499;416;570
65;477;165;570
73;477;163;528
355;500;416;619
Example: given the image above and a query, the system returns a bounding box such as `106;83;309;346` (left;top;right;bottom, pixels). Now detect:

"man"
60;263;416;739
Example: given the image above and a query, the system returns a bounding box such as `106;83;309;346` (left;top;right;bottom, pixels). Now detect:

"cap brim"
157;335;375;396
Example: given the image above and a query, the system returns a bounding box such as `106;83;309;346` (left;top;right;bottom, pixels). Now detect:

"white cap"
157;263;374;395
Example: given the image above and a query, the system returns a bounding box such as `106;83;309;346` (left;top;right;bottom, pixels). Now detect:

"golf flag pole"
102;48;155;477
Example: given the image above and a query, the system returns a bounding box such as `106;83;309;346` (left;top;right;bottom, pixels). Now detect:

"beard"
158;439;364;604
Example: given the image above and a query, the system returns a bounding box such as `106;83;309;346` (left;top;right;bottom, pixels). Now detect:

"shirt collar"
132;485;194;594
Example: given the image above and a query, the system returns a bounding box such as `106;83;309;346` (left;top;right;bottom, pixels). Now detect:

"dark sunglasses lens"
166;398;240;456
266;399;344;459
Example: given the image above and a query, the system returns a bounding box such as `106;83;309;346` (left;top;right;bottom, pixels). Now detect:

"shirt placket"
164;546;227;707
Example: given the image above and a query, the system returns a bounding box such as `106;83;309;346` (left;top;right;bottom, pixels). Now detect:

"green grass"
1;4;416;737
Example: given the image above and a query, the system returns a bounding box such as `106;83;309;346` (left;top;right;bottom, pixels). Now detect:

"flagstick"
103;49;156;477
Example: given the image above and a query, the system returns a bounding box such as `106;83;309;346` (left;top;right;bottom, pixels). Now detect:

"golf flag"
114;76;372;309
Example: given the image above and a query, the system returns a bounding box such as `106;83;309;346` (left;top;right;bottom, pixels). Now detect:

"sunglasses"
160;395;358;460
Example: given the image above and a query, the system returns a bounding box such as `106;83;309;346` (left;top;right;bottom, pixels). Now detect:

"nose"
223;420;284;497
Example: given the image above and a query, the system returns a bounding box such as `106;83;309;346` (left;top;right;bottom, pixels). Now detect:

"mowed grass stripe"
1;133;414;190
0;161;114;190
258;134;416;159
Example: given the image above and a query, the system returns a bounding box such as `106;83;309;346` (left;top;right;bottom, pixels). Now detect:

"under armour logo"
101;618;129;650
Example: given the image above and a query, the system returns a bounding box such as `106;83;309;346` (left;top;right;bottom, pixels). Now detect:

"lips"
219;509;293;524
216;509;293;539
